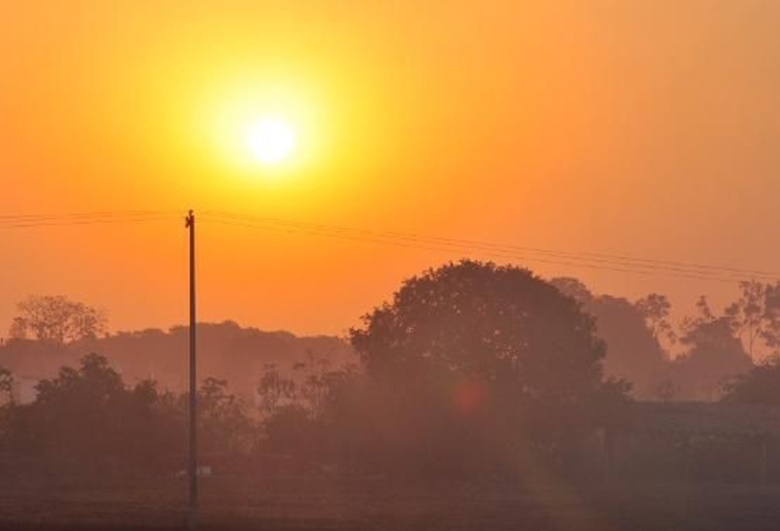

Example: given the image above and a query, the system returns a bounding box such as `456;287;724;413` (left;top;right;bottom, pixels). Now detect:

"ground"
1;476;779;530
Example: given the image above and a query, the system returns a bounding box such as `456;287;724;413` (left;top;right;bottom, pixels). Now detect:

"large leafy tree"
349;260;628;474
9;295;107;344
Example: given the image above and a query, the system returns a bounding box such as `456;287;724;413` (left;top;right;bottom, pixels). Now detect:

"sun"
245;118;296;164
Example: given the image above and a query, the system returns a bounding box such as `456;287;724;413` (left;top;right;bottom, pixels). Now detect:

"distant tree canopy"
549;278;668;400
725;280;780;359
9;295;107;344
635;293;676;345
349;261;629;474
674;296;753;400
548;278;780;401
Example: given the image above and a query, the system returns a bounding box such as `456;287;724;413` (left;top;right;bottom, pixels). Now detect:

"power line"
203;216;685;279
0;211;179;229
200;211;780;284
0;209;175;220
1;209;777;284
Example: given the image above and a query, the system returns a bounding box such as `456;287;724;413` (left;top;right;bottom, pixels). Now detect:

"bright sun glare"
246;118;296;165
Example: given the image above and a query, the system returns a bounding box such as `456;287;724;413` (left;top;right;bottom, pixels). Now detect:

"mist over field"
3;264;780;530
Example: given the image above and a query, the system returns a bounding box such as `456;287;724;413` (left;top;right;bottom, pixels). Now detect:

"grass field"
1;475;779;530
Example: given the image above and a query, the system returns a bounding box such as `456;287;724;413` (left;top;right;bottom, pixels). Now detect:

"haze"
1;1;779;336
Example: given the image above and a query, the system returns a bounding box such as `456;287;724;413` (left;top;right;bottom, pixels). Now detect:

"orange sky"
1;1;779;337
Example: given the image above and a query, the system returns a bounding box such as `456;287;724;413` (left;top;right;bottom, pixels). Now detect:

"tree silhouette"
0;354;259;476
198;377;254;457
0;367;12;403
20;353;164;472
9;295;107;344
550;278;668;399
675;296;752;400
349;260;628;474
636;293;676;345
725;280;780;360
257;364;296;417
722;355;780;404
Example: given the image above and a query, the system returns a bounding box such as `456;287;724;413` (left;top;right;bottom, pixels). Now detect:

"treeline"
0;353;254;477
0;349;616;479
0;262;629;479
0;316;352;402
551;278;780;401
4;276;780;404
2;261;780;481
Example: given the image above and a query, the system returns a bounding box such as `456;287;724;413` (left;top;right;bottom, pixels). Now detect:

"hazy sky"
1;1;779;337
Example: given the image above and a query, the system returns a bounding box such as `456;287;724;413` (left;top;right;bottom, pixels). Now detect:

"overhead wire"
200;210;780;283
202;215;683;279
1;209;776;284
0;210;180;229
203;210;776;278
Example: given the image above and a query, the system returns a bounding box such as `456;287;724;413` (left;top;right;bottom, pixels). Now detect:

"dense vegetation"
0;262;629;480
2;261;780;482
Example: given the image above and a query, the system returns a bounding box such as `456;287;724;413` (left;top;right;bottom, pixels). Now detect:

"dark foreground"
1;476;779;531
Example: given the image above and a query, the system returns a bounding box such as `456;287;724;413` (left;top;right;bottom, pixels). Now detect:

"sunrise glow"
3;3;780;528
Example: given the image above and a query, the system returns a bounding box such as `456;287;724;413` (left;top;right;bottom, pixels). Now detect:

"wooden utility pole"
185;210;198;530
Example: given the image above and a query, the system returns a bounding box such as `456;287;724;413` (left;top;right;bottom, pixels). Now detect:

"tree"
293;351;334;416
635;293;676;345
349;260;628;474
198;377;255;458
588;295;668;399
20;353;167;472
674;296;752;400
0;367;12;403
549;277;594;306
764;284;780;352
257;364;295;417
724;280;780;360
9;295;107;344
0;354;258;476
550;279;669;400
722;356;780;405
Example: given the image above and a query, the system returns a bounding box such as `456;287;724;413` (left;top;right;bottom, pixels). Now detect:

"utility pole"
185;210;198;530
